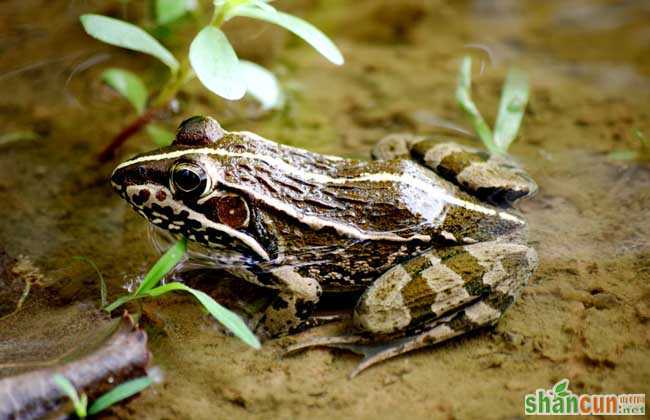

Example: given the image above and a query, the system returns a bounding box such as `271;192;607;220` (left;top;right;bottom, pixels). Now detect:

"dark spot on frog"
132;189;150;206
295;300;315;319
271;298;289;310
156;190;167;201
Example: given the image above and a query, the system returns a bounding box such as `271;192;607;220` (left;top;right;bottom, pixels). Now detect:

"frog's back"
220;131;523;246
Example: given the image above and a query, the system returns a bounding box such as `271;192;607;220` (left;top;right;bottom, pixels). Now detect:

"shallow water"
1;0;649;418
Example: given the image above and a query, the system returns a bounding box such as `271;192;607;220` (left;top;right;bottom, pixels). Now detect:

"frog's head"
110;116;273;265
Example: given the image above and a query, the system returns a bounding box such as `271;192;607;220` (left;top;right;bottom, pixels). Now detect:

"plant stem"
97;2;225;162
97;107;160;162
97;59;196;162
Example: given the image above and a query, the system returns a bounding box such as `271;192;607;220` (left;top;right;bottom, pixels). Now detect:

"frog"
111;116;538;377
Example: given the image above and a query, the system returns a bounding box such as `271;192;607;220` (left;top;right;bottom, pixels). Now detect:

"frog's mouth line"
120;183;270;262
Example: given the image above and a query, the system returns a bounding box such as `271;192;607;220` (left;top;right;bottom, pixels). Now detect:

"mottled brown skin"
111;117;538;374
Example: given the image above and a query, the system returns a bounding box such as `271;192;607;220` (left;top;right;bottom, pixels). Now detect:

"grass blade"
0;131;40;146
232;5;344;65
72;256;107;308
144;282;261;349
102;68;149;115
146;124;175;146
53;374;87;418
189;26;246;100
104;294;138;312
456;56;496;154
135;237;187;295
493;68;529;153
80;14;179;72
240;60;283;110
88;376;153;415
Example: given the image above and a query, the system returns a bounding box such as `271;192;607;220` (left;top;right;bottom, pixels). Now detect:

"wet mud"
0;0;648;418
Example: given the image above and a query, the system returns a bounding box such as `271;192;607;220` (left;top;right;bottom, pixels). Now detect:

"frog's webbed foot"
285;306;489;378
372;135;537;207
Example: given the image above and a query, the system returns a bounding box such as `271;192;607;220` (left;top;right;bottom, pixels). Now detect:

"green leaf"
155;0;193;25
80;14;179;72
240;60;283;110
101;68;149;115
189;26;246;100
135;237;187;295
104;293;137;313
53;374;87;418
146;124;175;146
249;0;276;13
231;5;344;66
88;376;153;415
456;56;496;154
144;282;261;349
609;150;638;161
0;131;40;146
493;68;529;153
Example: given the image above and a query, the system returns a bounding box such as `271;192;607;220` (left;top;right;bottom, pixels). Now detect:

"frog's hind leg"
286;241;537;377
372;135;537;206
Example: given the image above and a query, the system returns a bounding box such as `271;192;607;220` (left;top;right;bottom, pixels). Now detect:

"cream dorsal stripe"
114;132;524;227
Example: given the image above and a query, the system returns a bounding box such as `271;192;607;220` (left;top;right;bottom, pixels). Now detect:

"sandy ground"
1;1;649;419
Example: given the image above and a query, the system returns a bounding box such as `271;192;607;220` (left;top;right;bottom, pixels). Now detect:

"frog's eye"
217;194;250;229
170;162;212;197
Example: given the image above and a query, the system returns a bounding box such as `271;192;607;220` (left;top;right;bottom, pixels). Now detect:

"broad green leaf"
155;0;194;25
53;374;87;418
231;6;344;65
101;68;149;115
240;60;283;110
190;26;246;100
144;282;261;349
249;0;276;13
80;14;179;72
88;376;153;415
456;56;496;154
493;68;529;153
146;124;175;146
135;237;187;294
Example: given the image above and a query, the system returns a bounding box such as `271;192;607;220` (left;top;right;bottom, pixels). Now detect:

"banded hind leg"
286;241;537;377
372;134;537;206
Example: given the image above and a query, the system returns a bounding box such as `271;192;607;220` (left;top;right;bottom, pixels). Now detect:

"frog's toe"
285;334;365;355
285;330;457;379
371;134;423;161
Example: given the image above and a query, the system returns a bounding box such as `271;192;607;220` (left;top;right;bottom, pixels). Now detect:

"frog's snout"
110;165;127;194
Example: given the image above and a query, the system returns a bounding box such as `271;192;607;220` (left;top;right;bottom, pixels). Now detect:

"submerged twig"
0;312;151;419
97;107;162;162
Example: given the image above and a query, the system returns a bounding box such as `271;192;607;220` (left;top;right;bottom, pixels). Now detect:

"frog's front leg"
256;266;322;337
373;135;537;206
287;241;537;377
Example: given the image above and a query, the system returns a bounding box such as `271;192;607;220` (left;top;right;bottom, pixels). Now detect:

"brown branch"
97;107;161;162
